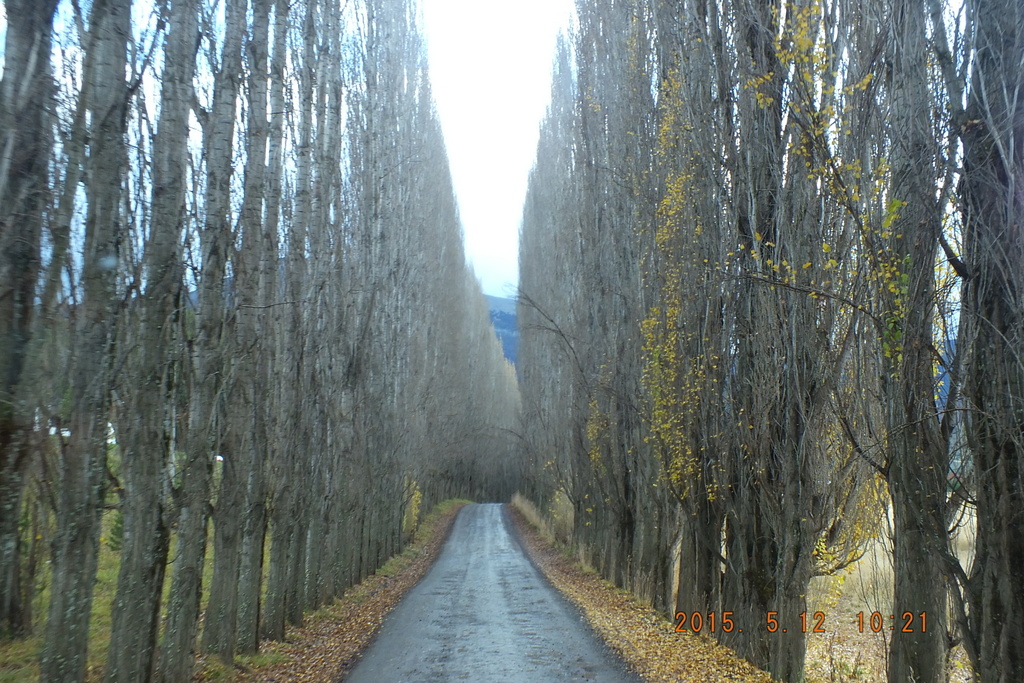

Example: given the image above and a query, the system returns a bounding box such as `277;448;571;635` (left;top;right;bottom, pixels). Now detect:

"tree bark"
0;0;59;640
106;0;197;679
885;2;951;680
40;0;125;677
960;0;1024;679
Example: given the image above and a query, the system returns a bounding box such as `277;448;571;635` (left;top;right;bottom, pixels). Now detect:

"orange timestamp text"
673;611;928;634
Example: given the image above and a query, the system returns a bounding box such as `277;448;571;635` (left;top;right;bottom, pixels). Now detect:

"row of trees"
0;0;520;680
517;0;1022;681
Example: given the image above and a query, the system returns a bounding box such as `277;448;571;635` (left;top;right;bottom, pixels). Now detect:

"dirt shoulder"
507;504;773;683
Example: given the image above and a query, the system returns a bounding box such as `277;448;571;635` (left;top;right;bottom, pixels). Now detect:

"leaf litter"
196;501;773;682
507;506;774;683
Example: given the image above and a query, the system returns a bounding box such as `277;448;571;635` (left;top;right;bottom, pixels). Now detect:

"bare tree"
959;0;1024;679
0;0;60;641
39;1;129;679
878;1;955;679
5;0;524;676
108;0;198;679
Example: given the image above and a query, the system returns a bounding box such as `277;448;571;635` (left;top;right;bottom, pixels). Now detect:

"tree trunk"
106;0;197;679
158;453;208;683
234;0;282;655
261;494;295;641
960;0;1024;678
0;0;59;640
179;0;246;667
40;0;125;677
235;471;267;654
724;0;785;671
202;461;243;659
675;496;723;618
882;3;952;681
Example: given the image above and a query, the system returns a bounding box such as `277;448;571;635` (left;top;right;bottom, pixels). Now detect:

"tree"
879;1;955;679
959;0;1024;679
108;0;198;678
519;2;969;682
39;0;129;679
0;0;60;641
1;0;522;676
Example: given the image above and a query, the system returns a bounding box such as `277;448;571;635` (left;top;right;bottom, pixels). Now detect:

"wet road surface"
343;503;640;682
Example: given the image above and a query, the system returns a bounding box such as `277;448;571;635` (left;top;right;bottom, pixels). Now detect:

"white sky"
421;0;573;297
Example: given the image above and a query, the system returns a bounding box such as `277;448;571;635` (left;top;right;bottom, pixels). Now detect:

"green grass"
0;511;122;682
0;507;217;682
191;498;472;680
2;498;473;682
0;632;40;683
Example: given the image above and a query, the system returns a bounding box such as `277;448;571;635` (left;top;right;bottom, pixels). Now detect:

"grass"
194;650;290;681
803;504;977;683
1;499;470;683
512;491;593;570
0;506;130;683
193;498;471;682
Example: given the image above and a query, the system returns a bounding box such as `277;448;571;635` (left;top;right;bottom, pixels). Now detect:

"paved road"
343;503;640;682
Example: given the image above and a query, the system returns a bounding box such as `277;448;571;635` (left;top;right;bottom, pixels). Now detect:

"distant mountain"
486;295;518;365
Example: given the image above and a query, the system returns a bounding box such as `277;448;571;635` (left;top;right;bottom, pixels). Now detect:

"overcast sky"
421;0;573;298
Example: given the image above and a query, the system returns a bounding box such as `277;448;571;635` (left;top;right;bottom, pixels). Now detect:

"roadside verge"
194;499;469;682
507;499;773;683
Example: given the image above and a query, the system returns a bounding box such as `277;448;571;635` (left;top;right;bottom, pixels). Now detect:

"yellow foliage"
586;396;609;471
403;477;422;537
641;103;716;500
